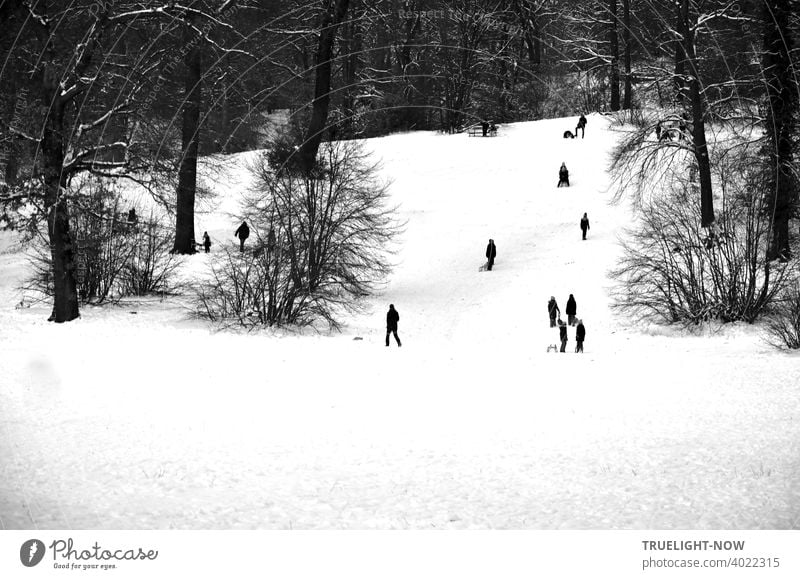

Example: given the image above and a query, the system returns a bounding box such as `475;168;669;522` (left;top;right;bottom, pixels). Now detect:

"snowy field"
1;116;799;529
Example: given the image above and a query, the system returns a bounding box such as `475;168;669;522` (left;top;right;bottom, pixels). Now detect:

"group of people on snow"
548;295;586;353
557;114;588;186
220;114;595;351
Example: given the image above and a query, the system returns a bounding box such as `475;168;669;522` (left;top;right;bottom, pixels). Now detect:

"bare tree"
199;138;400;328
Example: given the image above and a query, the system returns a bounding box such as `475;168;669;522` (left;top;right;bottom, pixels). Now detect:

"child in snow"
558;163;570;187
575;319;586;353
386;304;402;347
202;231;211;253
566;294;577;326
580;213;590;240
548;296;560;327
485;238;497;271
558;318;568;352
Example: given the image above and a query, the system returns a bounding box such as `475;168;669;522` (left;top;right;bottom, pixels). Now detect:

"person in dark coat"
557;162;570;187
558;318;568;352
655;121;662;140
576;114;587;138
566;293;577;326
127;208;138;224
575;319;585;352
386;304;401;347
202;231;211;253
234;221;250;252
481;120;489;137
580;212;590;240
548;296;560;327
485;238;497;271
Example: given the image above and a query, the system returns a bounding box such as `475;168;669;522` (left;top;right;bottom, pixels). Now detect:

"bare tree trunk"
763;0;796;262
296;0;351;174
173;30;202;254
609;0;620;111
41;70;79;322
622;0;632;109
674;0;687;103
679;0;714;228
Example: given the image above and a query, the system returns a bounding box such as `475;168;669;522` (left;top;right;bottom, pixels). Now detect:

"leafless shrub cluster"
611;139;798;325
25;182;178;305
195;139;401;329
766;282;800;350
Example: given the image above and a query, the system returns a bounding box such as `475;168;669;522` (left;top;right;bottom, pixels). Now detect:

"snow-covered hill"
1;115;798;529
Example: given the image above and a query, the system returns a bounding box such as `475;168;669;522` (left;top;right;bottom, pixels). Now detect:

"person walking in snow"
558;318;568;352
481;120;489;137
566;293;577;326
557;162;570;187
202;231;211;253
386;304;402;347
234;221;250;253
580;212;590;240
576;114;587;138
485;238;497;271
548;296;560;327
575;319;586;353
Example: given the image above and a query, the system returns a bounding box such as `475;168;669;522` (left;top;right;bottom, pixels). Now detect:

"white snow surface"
1;116;799;530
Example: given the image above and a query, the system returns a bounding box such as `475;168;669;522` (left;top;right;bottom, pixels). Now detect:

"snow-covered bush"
766;282;800;350
196;138;401;329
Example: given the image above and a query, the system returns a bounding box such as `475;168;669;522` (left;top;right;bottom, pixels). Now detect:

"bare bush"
25;182;178;304
612;141;797;325
196;139;401;329
121;215;182;297
766;282;800;349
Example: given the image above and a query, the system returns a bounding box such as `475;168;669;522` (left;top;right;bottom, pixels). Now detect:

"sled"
478;261;489;272
546;344;559;353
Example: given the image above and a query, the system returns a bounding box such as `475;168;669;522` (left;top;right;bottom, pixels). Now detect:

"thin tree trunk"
609;0;620;111
763;0;795;261
674;0;687;103
173;31;202;254
41;74;80;322
679;0;714;228
296;0;351;174
622;0;632;109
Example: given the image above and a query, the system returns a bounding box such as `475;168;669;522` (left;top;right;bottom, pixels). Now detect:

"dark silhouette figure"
580;213;590;240
386;304;401;347
127;208;137;224
481;120;489;137
576;114;587;138
489;121;497;135
234;221;250;253
566;294;577;326
548;296;560;327
563;130;575;139
558;318;568;352
202;231;211;253
575;320;586;353
655;121;662;140
558;162;570;187
485;238;497;271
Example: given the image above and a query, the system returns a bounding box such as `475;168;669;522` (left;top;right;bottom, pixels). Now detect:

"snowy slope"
1;115;798;530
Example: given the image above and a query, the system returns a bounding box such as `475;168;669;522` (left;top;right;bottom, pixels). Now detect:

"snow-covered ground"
1;116;798;529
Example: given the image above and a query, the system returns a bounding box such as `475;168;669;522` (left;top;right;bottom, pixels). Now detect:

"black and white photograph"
0;0;799;573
